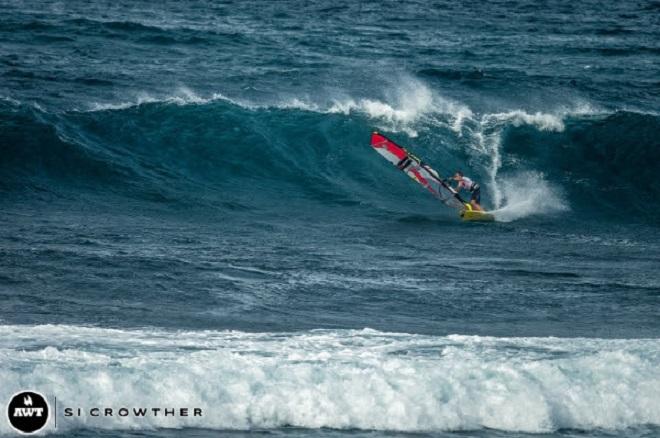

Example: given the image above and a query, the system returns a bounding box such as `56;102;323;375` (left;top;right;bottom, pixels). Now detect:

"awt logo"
6;391;50;434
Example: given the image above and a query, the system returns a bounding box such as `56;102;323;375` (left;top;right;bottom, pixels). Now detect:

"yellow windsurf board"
460;204;495;222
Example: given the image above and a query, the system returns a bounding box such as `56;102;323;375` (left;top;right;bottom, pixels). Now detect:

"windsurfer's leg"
471;200;484;211
471;188;484;211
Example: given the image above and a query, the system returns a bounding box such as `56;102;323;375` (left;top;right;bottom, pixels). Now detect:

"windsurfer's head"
453;170;463;180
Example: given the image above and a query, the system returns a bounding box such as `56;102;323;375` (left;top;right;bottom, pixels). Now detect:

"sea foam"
490;172;569;222
0;325;658;434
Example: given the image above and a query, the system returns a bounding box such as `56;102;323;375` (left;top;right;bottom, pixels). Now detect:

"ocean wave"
63;16;214;34
83;83;600;135
2;93;659;221
0;324;658;434
85;87;234;111
84;80;470;138
0;101;130;188
483;110;567;132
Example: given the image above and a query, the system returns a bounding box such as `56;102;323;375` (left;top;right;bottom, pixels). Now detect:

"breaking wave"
0;325;658;434
1;86;659;222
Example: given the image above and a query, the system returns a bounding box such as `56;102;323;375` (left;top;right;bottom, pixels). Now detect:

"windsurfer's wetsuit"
457;176;481;204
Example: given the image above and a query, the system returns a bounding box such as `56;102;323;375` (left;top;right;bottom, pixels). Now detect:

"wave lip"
0;325;658;434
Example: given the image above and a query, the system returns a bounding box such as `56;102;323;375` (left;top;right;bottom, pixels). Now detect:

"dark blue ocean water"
1;0;659;436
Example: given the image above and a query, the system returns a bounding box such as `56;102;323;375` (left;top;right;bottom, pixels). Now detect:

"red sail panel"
371;132;407;163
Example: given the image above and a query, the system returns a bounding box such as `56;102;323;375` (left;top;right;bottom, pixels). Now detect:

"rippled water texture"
1;1;659;437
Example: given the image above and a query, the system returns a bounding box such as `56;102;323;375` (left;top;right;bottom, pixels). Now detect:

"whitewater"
2;325;659;434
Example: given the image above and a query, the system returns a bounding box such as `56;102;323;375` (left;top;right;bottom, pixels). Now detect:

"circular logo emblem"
6;391;50;434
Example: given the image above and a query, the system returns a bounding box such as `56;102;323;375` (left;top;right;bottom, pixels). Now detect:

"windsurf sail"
370;132;469;211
